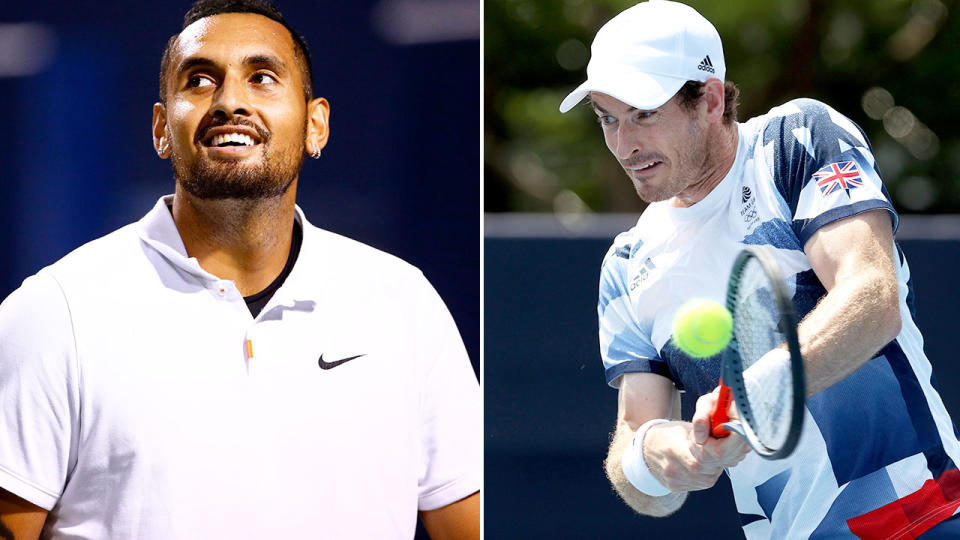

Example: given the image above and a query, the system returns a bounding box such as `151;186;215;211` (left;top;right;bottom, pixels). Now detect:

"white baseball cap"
559;0;725;113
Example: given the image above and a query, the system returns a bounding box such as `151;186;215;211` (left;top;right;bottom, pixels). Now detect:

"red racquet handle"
710;379;733;438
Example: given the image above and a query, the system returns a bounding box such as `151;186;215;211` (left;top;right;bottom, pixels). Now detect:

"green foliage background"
485;0;960;214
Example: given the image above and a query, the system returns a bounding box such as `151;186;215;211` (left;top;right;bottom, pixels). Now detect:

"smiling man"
0;1;480;539
560;1;960;538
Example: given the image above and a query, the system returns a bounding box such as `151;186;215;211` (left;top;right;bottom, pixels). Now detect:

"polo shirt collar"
134;194;312;285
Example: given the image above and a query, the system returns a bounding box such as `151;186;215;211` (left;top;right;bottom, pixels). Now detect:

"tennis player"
0;1;480;538
559;1;960;537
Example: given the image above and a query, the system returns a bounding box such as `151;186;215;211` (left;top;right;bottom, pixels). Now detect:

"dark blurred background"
0;3;478;537
0;1;478;367
485;0;960;538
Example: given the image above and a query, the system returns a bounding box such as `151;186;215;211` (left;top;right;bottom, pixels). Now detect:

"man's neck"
171;182;298;297
672;122;739;208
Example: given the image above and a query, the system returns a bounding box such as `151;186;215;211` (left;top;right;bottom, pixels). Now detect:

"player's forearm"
419;492;480;540
797;267;901;396
604;419;687;517
0;488;47;540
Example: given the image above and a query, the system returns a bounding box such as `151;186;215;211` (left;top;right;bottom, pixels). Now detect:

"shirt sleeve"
413;274;481;511
0;271;80;510
762;98;898;246
598;244;670;388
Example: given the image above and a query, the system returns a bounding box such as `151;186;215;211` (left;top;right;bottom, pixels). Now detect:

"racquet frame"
709;246;806;460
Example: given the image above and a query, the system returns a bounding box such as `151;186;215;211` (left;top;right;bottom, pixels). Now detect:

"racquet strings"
732;257;794;452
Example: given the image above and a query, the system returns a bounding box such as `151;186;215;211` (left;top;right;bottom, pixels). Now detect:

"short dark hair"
158;0;313;104
676;80;740;124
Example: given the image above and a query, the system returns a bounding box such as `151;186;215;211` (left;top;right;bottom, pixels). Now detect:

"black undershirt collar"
244;219;302;318
163;204;302;318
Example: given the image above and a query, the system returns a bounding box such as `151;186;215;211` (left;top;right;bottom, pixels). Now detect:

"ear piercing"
311;147;321;159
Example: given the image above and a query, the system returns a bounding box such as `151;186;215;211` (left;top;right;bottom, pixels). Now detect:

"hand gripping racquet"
708;246;806;460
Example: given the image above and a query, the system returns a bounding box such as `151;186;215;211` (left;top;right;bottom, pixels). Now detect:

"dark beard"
173;144;303;200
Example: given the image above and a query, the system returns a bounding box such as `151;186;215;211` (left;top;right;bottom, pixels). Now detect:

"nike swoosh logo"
318;353;366;370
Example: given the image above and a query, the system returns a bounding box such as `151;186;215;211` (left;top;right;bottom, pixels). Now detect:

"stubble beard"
630;120;708;203
173;140;304;200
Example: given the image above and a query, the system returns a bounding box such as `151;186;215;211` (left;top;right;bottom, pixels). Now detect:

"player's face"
158;13;314;199
591;92;708;203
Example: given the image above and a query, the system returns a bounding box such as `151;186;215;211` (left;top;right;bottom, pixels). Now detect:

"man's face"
591;92;707;203
157;13;312;200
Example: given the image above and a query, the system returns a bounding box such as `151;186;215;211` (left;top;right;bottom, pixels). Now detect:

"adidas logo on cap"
697;55;715;74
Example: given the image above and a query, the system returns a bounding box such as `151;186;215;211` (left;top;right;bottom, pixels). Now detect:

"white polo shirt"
0;195;481;539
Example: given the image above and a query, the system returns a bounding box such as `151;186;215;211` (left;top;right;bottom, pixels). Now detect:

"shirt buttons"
215;281;232;296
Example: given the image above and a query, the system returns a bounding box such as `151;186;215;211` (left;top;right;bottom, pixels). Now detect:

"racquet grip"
710;380;733;438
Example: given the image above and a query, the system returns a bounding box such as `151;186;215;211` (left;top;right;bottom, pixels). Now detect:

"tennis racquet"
708;246;806;460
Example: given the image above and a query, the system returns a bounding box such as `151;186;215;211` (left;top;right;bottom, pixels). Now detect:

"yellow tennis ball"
673;299;733;358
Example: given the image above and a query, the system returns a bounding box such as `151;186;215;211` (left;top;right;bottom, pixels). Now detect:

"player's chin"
626;173;667;203
631;181;670;204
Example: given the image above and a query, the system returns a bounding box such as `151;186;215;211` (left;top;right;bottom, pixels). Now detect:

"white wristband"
622;418;672;497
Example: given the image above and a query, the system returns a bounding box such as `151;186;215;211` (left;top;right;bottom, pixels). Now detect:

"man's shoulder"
299;221;424;282
42;223;142;283
743;98;865;146
2;223;141;318
770;97;832;115
604;220;641;259
600;216;654;279
751;97;834;123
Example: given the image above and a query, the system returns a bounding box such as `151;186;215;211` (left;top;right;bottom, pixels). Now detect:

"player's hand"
642;417;748;492
691;387;751;457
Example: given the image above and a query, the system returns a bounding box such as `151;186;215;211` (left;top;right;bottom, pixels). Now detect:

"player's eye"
187;75;214;88
251;72;278;85
597;114;617;126
636;111;656;120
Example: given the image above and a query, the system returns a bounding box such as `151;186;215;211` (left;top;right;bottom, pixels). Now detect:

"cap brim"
559;71;688;113
559;81;593;113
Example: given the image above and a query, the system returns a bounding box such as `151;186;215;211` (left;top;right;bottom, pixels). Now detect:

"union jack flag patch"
812;160;863;195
